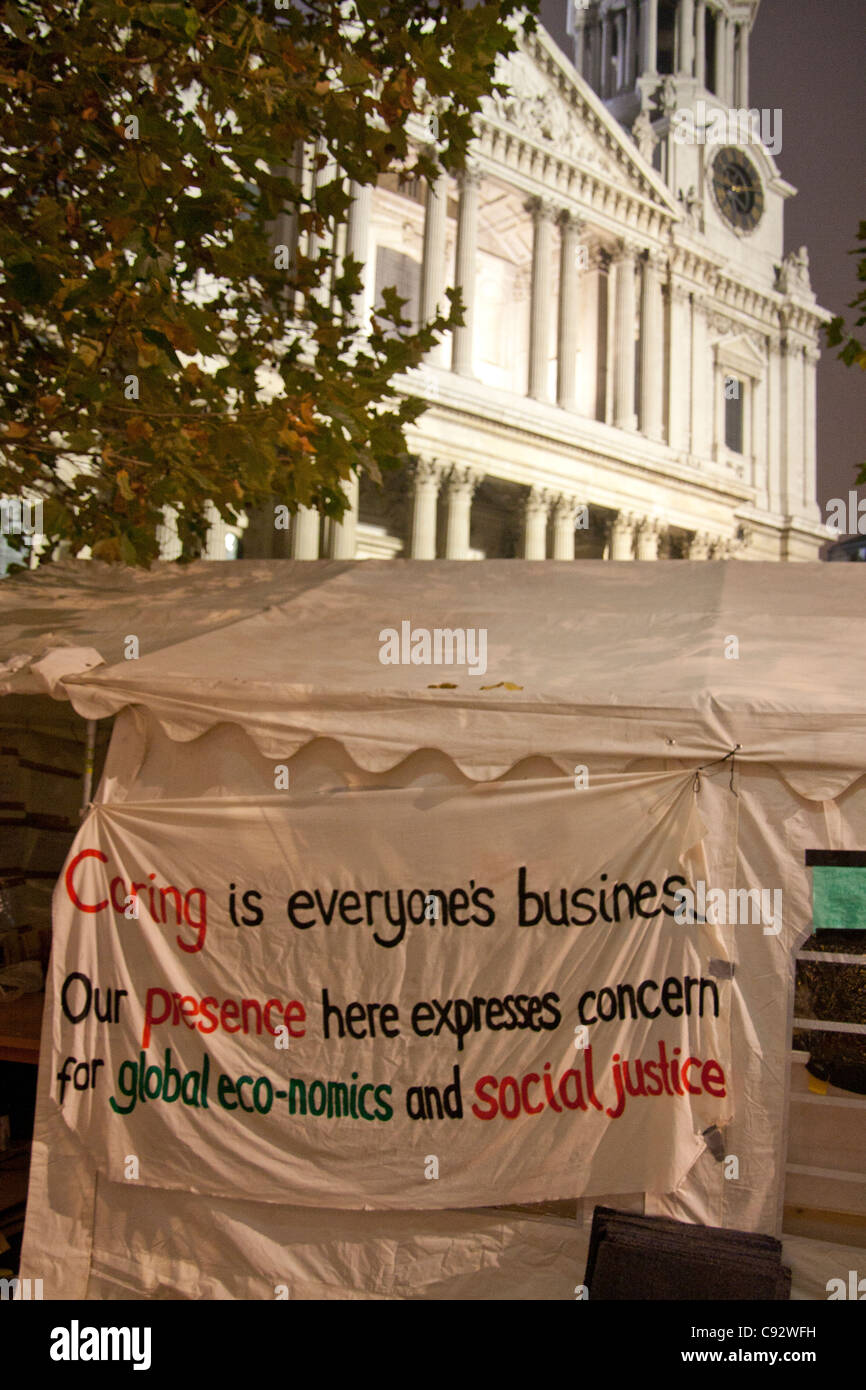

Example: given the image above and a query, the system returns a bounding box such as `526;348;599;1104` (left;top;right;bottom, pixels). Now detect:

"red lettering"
65;848;108;913
701;1059;727;1098
221;999;241;1033
179;996;199;1029
471;1075;499;1120
499;1076;521;1120
109;876;127;913
142;987;171;1048
264;999;284;1036
284;1000;306;1038
520;1072;544;1115
179;887;207;954
198;996;218;1034
682;1057;703;1095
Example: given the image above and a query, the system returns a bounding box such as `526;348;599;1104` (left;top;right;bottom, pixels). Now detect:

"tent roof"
2;558;865;794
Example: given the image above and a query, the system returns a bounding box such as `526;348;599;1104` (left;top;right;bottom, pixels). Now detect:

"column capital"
414;456;446;490
612;237;642;264
636;514;662;559
552;493;583;521
643;246;667;273
558;207;584;234
458;162;482;192
611;510;638;535
525;195;560;224
586;243;612;273
447;464;482;498
526;485;553;516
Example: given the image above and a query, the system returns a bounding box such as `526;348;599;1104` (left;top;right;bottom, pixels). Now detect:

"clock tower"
565;1;827;554
567;2;787;272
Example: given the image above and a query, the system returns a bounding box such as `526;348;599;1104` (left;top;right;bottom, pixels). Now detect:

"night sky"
540;0;865;529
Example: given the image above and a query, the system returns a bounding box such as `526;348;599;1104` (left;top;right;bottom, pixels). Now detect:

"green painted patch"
811;865;866;930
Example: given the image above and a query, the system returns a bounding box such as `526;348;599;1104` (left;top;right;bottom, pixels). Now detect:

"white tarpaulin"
9;559;866;1297
46;771;737;1209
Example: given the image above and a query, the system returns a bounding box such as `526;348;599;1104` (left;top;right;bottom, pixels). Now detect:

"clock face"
712;147;764;232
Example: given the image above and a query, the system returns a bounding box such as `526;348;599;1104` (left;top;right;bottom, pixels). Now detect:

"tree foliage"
824;220;866;482
0;0;537;564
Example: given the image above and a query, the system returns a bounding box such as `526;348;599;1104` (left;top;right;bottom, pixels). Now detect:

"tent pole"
80;718;96;819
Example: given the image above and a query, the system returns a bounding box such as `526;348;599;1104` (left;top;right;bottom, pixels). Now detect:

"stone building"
206;0;830;564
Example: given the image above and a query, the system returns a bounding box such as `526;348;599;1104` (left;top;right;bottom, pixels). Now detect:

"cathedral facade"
218;0;830;564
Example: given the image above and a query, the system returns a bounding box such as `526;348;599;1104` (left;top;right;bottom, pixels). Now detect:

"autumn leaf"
0;0;536;564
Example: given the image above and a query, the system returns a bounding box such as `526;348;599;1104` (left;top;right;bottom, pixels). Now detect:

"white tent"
6;558;865;1299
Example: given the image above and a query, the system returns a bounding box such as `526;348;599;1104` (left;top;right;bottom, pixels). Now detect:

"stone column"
679;0;695;76
636;516;661;560
552;495;581;560
557;212;582;410
308;138;337;309
452;166;481;378
579;245;608;421
667;281;691;454
291;506;320;559
690;293;710;460
612;241;638;431
329;473;359;558
271;142;305;319
726;19;736;106
803;344;819;512
736;22;749;107
614;9;626;90
573;15;586;78
753;360;769;510
445;466;480;559
345;181;372;330
420;169;448;364
156;506;183;561
624;1;637;87
609;512;636;561
641;0;658;75
766;333;783;515
780;332;805;516
524;487;550;560
527;198;557;402
695;0;706;86
640;250;665;441
689;532;712;560
595;17;605;90
411;458;444;559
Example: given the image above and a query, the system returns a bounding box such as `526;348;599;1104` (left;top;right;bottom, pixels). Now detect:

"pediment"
712;332;767;377
479;28;680;220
